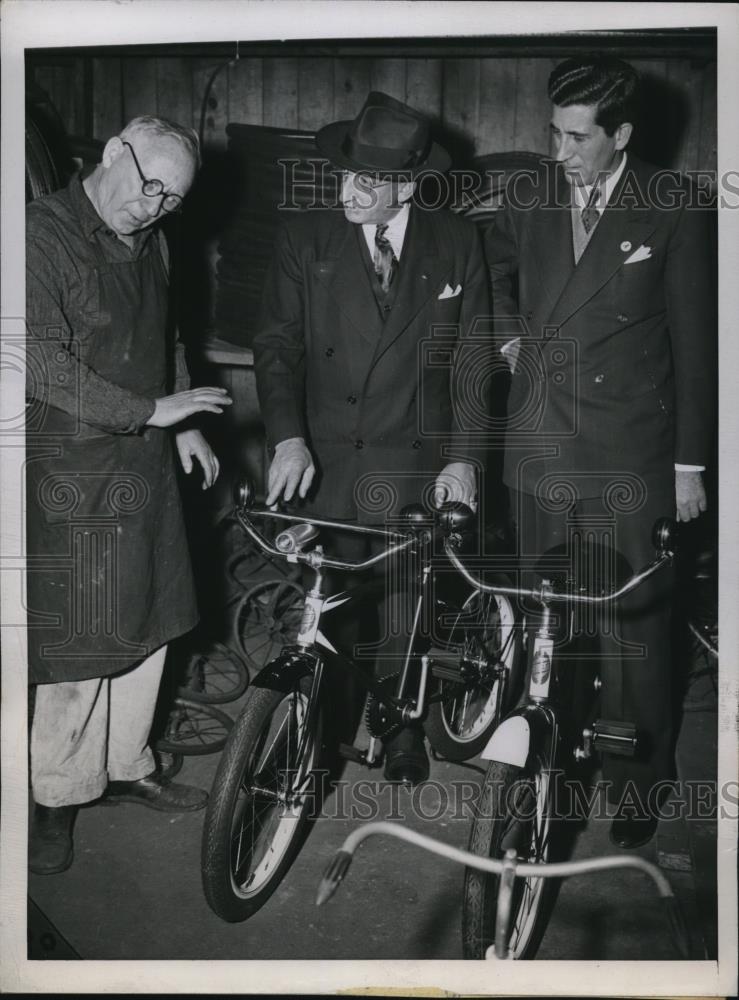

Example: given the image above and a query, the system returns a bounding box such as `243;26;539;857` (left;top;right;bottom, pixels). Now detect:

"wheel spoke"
224;687;318;901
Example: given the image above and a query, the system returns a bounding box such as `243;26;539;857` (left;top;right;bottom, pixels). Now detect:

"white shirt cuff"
500;337;521;355
675;464;705;472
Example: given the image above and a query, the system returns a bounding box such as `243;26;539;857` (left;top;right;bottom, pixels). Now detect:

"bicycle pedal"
591;718;638;757
427;646;462;681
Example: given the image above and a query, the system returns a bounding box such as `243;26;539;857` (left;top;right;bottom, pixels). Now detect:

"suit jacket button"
325;347;334;357
355;439;364;449
411;440;421;449
347;395;357;404
594;373;605;383
617;314;629;323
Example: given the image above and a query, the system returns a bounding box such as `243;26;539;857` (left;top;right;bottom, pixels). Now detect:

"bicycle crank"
365;674;407;741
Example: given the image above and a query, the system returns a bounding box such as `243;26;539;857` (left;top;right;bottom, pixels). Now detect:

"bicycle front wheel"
201;673;323;922
462;756;556;959
426;588;520;761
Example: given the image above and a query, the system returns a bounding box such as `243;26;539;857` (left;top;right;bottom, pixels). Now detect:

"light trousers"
30;646;167;807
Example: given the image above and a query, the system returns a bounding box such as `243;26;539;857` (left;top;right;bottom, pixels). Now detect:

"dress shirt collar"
361;200;411;259
572;152;628;211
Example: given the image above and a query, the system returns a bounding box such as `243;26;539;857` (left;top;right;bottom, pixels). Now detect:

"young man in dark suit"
486;57;715;848
253;92;490;783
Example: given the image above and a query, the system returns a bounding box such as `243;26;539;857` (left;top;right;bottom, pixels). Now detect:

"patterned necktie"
581;184;601;234
374;224;398;293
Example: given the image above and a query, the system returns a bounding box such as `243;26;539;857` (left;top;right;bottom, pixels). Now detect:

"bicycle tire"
233;579;305;671
201;674;323;922
177;640;250;705
462;756;557;959
426;588;521;761
154;698;234;756
153;748;184;780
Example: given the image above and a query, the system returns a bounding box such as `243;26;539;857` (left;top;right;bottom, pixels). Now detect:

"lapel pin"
620;241;632;252
421;274;427;280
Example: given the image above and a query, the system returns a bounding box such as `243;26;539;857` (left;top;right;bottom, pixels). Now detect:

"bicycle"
200;482;522;922
316;819;690;960
437;516;678;959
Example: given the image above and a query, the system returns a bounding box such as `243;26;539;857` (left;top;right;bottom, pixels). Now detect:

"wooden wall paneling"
477;57;518;156
192;57;230;151
32;63;56;106
698;62;717;177
513;57;555;155
441;57;481;157
262;57;299;128
48;60;81;136
91;58;123;140
370;58;406;103
664;59;698;173
297;58;334;132
68;58;86;135
405;58;442;119
121;57;158;124
333;58;371;120
155;58;193;135
228;57;264;126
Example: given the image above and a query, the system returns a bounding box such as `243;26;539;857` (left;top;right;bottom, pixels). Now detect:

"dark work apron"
27;229;199;683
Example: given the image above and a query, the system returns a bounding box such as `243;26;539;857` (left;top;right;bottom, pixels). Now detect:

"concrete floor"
27;663;719;964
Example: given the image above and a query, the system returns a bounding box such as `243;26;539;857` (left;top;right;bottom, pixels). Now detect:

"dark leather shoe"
383;727;429;786
104;772;208;812
29;804;75;875
609;814;658;849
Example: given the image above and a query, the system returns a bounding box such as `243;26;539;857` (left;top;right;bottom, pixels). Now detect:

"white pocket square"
438;282;462;299
624;245;652;265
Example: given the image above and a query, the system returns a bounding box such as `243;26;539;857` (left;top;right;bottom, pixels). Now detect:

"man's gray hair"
119;116;201;167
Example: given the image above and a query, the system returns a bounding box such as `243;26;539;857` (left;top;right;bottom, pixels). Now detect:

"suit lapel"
316;214;384;350
547;158;659;330
371;206;452;366
528;170;575;323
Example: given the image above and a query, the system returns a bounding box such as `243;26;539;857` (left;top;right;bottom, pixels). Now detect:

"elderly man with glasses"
26;116;232;875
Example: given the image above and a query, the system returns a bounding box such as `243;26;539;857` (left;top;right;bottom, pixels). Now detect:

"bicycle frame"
443;527;675;771
235;502;448;764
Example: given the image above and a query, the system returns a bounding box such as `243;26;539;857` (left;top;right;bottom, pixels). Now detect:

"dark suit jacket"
253;204;491;519
485;155;716;501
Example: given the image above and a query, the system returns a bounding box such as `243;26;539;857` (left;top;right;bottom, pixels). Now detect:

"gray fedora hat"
316;91;451;176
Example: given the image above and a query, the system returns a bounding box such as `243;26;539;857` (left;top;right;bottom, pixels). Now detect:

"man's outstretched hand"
176;429;220;489
266;437;315;506
147;387;232;428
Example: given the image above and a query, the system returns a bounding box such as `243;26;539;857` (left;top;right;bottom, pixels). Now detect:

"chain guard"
365;674;406;741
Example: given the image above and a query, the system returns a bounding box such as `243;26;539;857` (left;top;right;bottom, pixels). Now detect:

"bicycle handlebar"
233;478;677;598
233;479;473;574
315;822;690;960
444;540;673;608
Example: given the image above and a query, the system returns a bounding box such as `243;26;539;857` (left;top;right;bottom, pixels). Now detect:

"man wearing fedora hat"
253;92;491;783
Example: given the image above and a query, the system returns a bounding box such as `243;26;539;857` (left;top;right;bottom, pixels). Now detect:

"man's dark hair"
548;57;640;136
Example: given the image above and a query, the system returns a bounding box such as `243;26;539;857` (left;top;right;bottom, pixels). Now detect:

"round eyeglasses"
122;140;183;214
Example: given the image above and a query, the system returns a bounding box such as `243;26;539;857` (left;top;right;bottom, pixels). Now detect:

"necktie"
374;224;398;293
581;184;601;234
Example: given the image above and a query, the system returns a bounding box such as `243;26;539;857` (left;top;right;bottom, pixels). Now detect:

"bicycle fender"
481;707;554;768
250;649;316;694
481;716;531;767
